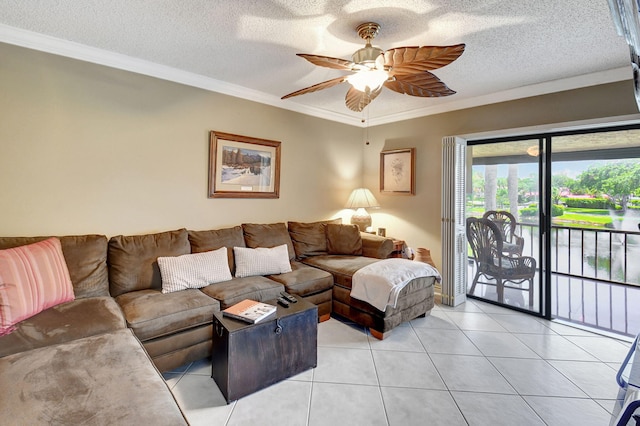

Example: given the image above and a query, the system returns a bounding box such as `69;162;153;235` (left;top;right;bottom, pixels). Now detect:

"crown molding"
365;67;632;127
0;24;362;126
0;24;631;128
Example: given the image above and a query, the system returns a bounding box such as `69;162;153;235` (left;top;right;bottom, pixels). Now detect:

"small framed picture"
380;148;415;195
208;131;281;198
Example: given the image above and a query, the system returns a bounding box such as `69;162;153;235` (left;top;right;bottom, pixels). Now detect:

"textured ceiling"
0;0;633;126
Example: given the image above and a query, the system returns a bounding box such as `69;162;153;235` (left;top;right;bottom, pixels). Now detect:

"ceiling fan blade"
297;54;355;70
384;72;456;97
345;86;382;112
281;76;348;99
385;44;465;75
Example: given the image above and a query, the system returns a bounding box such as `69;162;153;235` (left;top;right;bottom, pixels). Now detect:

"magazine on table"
222;299;277;324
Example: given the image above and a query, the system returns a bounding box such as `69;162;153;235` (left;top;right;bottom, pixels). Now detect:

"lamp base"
350;211;371;232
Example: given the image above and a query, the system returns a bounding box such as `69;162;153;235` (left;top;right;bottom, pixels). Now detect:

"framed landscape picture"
380;148;415;195
209;131;281;198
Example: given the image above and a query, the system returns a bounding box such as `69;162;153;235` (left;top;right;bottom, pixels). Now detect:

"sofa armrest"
360;233;394;259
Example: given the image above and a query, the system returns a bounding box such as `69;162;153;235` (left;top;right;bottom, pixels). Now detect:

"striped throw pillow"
234;244;292;278
158;247;232;294
0;237;75;336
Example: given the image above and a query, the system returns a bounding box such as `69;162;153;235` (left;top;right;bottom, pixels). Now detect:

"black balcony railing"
517;222;640;286
515;222;640;336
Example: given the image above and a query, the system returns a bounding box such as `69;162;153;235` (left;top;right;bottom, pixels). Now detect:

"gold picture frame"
380;148;415;195
208;131;281;198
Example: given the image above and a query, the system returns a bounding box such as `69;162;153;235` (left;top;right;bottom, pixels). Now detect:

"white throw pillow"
234;244;292;278
158;247;232;294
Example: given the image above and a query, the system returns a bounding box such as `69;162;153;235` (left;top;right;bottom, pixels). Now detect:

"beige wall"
1;42;638;269
0;43;362;237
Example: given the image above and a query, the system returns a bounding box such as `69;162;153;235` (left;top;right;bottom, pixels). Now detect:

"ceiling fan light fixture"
352;45;383;65
347;68;389;92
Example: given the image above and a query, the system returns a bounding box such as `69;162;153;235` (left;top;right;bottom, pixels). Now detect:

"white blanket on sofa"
351;258;442;312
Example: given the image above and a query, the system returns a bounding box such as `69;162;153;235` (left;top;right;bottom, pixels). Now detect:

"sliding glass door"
465;139;544;314
463;125;640;335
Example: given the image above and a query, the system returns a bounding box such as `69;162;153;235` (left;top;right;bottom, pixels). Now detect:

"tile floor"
163;299;634;426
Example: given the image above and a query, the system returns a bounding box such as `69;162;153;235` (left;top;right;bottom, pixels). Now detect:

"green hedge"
562;197;614;209
520;204;564;217
552;204;565;217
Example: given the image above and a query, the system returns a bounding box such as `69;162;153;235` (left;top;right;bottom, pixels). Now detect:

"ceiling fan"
282;22;465;112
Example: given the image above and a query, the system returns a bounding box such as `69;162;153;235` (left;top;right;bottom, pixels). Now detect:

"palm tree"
484;165;497;211
508;164;519;220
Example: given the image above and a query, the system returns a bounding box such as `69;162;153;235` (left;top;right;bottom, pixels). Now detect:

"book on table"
222;299;277;324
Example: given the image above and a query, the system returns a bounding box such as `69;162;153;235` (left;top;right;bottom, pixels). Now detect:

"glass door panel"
466;139;542;313
549;129;640;335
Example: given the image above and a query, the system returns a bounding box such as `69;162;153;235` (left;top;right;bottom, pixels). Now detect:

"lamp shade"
345;188;380;209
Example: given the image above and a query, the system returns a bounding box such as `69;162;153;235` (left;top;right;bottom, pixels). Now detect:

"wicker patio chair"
466;217;536;308
482;210;524;256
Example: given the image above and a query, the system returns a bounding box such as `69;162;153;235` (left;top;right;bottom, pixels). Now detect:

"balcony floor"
467;263;640;338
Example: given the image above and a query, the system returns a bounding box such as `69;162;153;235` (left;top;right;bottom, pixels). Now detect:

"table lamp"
346;188;380;231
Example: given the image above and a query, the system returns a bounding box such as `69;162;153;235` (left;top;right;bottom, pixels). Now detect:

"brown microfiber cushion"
242;223;295;260
108;229;190;297
326;224;363;255
288;218;342;259
188;226;246;274
0;328;189;425
0;235;109;299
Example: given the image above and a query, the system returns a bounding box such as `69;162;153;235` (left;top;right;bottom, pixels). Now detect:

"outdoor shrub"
551;204;564;217
563;197;614;209
520;204;563;217
520;204;538;217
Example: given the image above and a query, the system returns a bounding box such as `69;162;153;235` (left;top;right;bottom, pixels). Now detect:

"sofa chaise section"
296;223;436;339
0;328;188;425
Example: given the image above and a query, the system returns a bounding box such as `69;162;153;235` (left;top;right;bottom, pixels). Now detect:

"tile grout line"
409;315;470;424
486;302;622;421
305;379;314;426
465;301;595;423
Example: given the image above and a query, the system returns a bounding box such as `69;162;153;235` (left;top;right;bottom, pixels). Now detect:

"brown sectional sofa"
0;220;436;424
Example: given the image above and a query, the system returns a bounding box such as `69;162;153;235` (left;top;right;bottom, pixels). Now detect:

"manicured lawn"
555;208;640;229
468;206;635;229
563;207;614;216
553;211;612;227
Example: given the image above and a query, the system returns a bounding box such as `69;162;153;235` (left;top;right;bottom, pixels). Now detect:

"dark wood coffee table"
211;296;318;403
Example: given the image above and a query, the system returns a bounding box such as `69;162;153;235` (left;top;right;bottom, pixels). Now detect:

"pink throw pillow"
0;237;75;336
